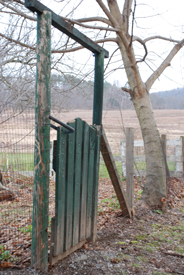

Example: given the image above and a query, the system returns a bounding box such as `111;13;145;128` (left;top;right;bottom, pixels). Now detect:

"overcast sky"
39;1;184;92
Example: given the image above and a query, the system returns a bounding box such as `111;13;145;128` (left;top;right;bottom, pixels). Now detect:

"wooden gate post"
31;10;51;270
93;51;104;125
126;128;134;210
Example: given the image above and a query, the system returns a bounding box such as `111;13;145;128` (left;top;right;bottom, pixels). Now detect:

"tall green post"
93;51;105;125
31;10;51;271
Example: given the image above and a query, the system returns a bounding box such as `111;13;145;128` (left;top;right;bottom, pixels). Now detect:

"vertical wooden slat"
91;126;101;242
73;118;83;246
86;126;96;238
65;122;75;250
54;127;67;256
80;121;90;241
31;10;51;271
126;128;134;210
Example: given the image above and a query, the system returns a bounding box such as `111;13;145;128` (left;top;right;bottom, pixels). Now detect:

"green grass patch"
99;160;123;179
0;246;10;261
19;224;32;235
0;152;34;171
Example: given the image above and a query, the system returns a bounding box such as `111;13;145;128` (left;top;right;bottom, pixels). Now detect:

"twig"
161;250;184;257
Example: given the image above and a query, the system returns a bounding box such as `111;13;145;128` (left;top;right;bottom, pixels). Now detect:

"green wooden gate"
49;118;101;265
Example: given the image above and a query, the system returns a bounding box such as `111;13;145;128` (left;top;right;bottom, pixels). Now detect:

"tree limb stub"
121;87;131;94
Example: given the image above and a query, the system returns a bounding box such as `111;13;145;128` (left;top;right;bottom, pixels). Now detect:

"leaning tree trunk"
132;89;166;206
118;40;167;207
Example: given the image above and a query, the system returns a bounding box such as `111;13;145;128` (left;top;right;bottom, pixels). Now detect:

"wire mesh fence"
0;104;56;271
0;104;34;269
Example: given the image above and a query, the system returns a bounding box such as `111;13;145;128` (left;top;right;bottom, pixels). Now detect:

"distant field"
1;109;184;173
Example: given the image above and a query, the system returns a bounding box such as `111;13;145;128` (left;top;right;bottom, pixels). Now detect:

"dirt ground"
1;177;184;275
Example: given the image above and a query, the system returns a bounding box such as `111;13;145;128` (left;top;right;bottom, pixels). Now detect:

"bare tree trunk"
133;89;166;206
119;40;166;206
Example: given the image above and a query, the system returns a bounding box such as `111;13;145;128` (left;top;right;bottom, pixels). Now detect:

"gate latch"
49;115;75;134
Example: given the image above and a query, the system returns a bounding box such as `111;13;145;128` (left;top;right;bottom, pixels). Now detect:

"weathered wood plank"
80;121;90;241
31;10;51;271
91;126;101;242
73;118;83;246
101;126;131;218
175;137;183;172
126;128;134;210
65;122;75;251
49;239;86;266
86;126;96;238
54;127;67;256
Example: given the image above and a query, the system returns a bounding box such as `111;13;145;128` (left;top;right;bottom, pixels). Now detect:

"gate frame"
25;0;109;270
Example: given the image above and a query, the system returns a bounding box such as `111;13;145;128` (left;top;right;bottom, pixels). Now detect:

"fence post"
126;128;134;210
175;137;183;176
93;51;104;125
31;10;51;271
121;139;126;177
161;134;167;159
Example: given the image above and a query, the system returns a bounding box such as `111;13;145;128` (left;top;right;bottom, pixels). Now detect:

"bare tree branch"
0;0;36;21
133;36;148;63
0;32;35;50
96;0;129;49
123;0;133;33
146;39;184;91
129;0;136;46
52;38;118;53
144;35;179;44
61;16;119;32
13;0;24;5
122;0;133;32
107;0;122;26
104;47;119;73
96;0;120;29
74;16;112;26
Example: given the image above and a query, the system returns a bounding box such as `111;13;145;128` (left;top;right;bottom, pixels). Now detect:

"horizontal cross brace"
25;0;109;58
